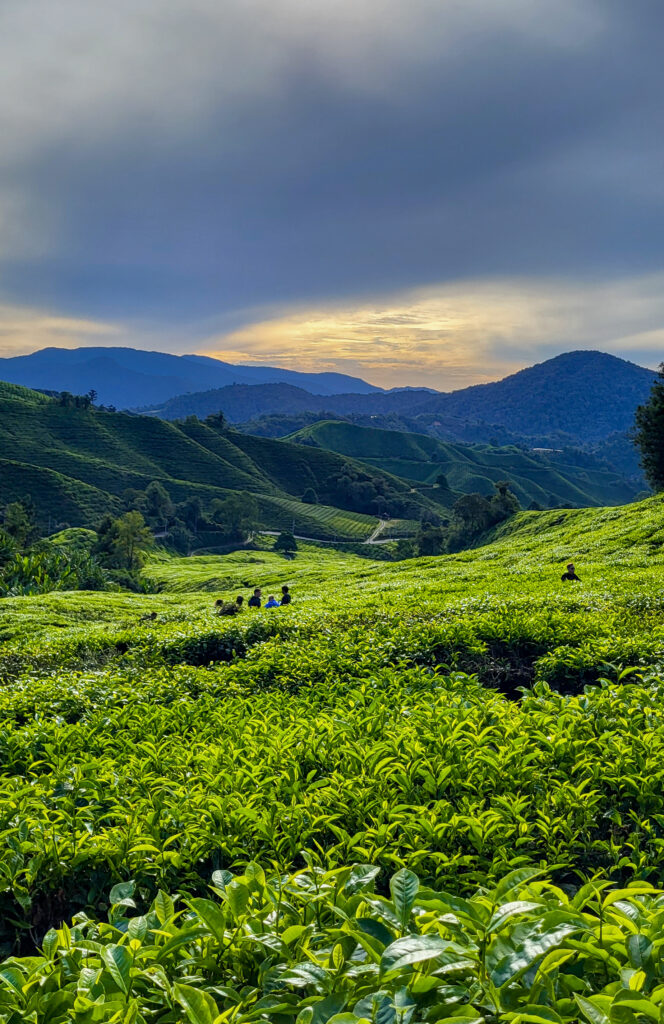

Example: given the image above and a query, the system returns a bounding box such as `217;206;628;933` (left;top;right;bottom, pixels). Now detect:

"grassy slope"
5;492;662;648
142;492;664;597
0;492;664;972
0;382;417;539
289;419;639;507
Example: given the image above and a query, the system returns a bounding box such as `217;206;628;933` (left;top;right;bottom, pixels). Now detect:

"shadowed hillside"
140;350;656;447
0;346;380;408
0;381;428;538
288;419;641;508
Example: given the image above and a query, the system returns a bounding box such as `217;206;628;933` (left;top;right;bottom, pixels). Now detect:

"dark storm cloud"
0;0;663;341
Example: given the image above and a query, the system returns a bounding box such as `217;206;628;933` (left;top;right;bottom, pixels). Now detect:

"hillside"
0;381;427;539
0;346;379;409
143;380;432;422
140;349;656;447
431;350;657;441
2;491;664;1012
288;419;641;508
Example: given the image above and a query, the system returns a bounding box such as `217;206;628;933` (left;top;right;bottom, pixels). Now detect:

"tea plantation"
1;495;664;1023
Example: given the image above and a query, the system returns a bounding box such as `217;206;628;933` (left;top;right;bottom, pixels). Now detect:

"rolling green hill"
288;419;641;508
1;490;664;1014
0;381;426;540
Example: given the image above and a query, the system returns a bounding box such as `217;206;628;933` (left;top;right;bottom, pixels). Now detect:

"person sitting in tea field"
265;594;280;608
248;588;262;608
561;562;581;582
280;585;292;605
214;595;244;616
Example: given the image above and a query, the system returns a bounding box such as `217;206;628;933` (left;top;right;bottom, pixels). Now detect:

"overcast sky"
1;0;663;387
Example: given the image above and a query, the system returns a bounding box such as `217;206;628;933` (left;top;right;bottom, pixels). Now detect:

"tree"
122;488;148;513
394;538;416;560
112;511;154;569
145;481;174;529
168;524;195;555
210;492;259;540
416;525;446;556
87;389;98;404
453;493;493;534
302;488;318;505
177;497;203;533
3;499;38;546
634;363;664;491
274;531;298;556
419;508;441;528
0;529;17;566
490;480;520;522
435;472;450;490
205;412;226;431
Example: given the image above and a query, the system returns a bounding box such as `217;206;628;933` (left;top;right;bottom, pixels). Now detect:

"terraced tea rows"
0;494;663;1022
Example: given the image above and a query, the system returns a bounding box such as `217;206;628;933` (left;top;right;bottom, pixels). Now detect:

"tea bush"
1;493;664;1020
2;862;664;1024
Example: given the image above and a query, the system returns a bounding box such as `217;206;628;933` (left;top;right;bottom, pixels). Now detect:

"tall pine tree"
634;363;664;491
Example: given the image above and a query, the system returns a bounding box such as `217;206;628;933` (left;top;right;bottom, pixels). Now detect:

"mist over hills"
0;347;381;408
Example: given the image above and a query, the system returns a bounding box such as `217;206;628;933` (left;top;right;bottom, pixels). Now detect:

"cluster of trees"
119;481;260;555
407;480;521;558
316;469;422;519
634;362;664;492
54;389;117;412
0;498;107;597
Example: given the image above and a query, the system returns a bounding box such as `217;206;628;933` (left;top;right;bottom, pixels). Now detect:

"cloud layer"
203;273;664;388
0;0;663;382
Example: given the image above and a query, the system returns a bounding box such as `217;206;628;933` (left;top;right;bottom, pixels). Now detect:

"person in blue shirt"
265;594;280;608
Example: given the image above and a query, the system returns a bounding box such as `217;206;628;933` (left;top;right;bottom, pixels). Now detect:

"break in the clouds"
0;0;663;384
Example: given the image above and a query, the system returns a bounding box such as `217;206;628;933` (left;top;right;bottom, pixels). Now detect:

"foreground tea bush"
1;862;663;1024
2;492;664;999
3;665;664;954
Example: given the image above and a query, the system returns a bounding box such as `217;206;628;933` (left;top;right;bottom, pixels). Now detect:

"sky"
0;0;663;389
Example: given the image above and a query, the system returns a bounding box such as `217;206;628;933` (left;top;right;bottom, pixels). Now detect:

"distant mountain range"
0;346;380;408
142;350;656;446
0;380;427;541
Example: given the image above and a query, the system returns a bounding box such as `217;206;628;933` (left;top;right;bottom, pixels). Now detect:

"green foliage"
0;546;106;596
0;528;17;565
274;531;298;554
2;497;39;546
144;479;174;528
0;491;664;1021
210;492;259;540
0;381;423;540
634;362;664;491
416;525;446;555
288;419;641;510
2;862;664;1023
113;510;154;569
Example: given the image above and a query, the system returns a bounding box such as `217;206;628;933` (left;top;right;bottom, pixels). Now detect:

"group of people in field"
214;584;292;616
212;563;579;617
